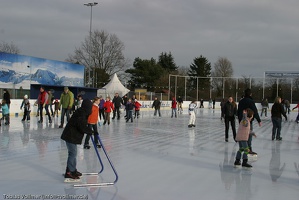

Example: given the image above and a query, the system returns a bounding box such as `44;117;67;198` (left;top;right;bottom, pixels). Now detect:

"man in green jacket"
59;87;74;128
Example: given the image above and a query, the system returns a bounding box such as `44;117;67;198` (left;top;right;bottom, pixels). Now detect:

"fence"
168;75;299;103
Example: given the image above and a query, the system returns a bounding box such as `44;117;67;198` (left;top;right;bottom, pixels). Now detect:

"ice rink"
1;108;299;200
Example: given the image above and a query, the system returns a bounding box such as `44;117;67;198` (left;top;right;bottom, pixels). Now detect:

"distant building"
265;71;299;78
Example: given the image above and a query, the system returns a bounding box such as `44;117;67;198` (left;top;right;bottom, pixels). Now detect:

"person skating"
234;108;257;169
134;99;141;119
271;97;287;141
125;98;134;122
188;100;197;128
171;97;177;118
152;97;161;117
84;97;101;149
59;87;74;128
20;94;31;122
237;88;262;156
37;86;52;124
61;99;93;181
112;93;123;120
223;96;237;142
103;97;114;125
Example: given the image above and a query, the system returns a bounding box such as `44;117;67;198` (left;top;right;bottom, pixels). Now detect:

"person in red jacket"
84;97;101;149
103;97;114;125
37;86;52;124
171;97;177;118
134;99;142;119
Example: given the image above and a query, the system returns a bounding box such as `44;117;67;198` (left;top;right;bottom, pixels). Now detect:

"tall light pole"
84;2;98;87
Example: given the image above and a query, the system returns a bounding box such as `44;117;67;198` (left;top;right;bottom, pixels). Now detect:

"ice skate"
64;172;81;183
242;159;252;169
234;159;241;168
83;145;90;149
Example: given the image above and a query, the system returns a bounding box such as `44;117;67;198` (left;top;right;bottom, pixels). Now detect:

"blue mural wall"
0;52;85;89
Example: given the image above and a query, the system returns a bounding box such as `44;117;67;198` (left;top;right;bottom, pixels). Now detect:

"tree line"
2;29;299;102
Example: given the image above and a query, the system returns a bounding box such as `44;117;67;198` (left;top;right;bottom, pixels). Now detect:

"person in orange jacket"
84;97;101;149
103;97;114;125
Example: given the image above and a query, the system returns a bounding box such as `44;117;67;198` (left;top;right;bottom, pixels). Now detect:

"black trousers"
225;116;236;140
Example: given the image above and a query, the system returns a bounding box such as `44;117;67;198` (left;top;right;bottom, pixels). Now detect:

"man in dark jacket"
223;96;237;142
237;88;262;155
112;93;123;120
152;97;161;117
61;99;93;180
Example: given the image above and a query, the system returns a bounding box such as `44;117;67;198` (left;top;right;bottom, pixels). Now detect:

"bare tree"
67;29;129;87
0;41;21;54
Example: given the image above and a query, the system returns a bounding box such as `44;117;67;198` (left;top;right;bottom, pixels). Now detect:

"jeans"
61;108;70;126
171;108;177;117
272;117;282;139
126;110;133;122
66;142;77;172
236;141;249;160
225;116;236;140
154;109;161;117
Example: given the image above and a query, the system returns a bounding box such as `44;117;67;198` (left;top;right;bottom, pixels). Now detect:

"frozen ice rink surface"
1;109;299;200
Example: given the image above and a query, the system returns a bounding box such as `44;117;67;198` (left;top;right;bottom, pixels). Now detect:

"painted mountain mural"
0;52;85;89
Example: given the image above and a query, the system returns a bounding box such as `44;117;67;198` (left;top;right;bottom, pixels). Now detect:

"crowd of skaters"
2;86;299;175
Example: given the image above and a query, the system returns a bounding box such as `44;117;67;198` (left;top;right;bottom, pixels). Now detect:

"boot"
234;159;241;167
242;159;252;168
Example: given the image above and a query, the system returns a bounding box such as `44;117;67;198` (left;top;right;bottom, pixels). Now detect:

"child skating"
234;108;257;169
188;100;197;128
61;99;93;182
84;97;101;149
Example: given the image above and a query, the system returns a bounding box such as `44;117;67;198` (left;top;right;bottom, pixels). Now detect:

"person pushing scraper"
61;99;93;182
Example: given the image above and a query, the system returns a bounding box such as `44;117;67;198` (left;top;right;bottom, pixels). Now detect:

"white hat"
24;95;28;99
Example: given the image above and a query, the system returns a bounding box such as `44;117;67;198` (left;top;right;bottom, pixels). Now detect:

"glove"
67;106;71;110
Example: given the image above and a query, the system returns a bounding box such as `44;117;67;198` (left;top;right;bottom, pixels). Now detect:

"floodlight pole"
84;2;98;87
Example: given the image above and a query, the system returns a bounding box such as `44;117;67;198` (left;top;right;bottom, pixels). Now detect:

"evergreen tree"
188;55;211;89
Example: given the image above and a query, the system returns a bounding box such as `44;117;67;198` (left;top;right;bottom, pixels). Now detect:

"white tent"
97;73;130;98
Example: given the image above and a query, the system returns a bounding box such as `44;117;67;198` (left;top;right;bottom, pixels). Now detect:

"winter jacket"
88;103;99;124
126;102;134;111
271;103;287;120
3;92;11;104
171;99;177;109
152;100;161;109
61;99;93;145
237;96;261;123
20;99;30;111
112;96;123;108
2;104;9;115
223;101;237;118
134;101;141;111
37;90;48;105
59;91;74;109
103;101;114;113
188;103;197;114
99;99;105;109
235;118;251;141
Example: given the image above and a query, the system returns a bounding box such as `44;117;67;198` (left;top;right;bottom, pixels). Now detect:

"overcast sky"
1;0;299;77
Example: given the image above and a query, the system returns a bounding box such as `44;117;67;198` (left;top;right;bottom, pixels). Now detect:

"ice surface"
1;109;299;200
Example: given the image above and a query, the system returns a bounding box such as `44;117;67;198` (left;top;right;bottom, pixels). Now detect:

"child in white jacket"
188;100;197;128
